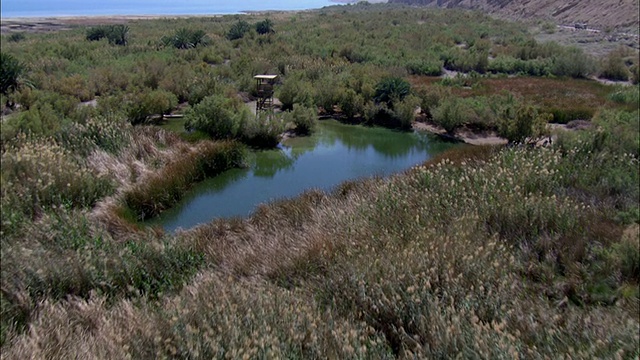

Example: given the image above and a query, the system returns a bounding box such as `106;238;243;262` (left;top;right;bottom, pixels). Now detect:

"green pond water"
150;119;458;231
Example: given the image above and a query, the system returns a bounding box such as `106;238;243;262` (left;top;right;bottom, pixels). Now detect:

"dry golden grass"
2;109;638;358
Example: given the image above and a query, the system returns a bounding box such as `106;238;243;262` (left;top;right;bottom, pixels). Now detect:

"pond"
149;119;458;231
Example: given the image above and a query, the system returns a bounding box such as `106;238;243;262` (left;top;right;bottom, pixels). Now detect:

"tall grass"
123;140;245;220
3;122;638;357
1;3;639;357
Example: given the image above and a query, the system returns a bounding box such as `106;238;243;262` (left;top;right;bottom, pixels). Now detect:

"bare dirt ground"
533;24;639;58
412;122;508;146
391;0;640;57
0;16;163;34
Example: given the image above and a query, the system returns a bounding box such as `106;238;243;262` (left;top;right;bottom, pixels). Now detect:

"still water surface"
1;0;343;18
150;120;457;231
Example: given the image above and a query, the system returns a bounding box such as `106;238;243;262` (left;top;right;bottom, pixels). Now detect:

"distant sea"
0;0;348;18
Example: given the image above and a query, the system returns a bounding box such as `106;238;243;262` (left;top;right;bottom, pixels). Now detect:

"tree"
107;25;129;46
227;20;251;40
1;53;24;99
255;19;274;35
86;25;129;46
161;28;210;49
374;77;411;108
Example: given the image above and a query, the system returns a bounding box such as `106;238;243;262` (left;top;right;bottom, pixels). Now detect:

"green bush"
497;104;550;143
431;95;505;133
391;94;420;129
284;104;317;135
85;26;108;41
487;56;552;76
126;89;178;125
406;58;443;76
8;33;26;43
337;88;365;120
600;51;629;81
547;107;594;124
631;64;639;85
552;47;595;78
183;94;248;139
431;97;469;133
608;86;639;106
277;76;315;111
240;112;285;148
414;85;450;118
591;109;639;158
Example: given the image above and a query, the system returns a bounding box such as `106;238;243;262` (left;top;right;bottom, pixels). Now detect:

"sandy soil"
1;16;143;34
412;122;508;146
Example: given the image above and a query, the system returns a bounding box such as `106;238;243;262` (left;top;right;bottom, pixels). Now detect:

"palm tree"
1;53;23;96
107;25;129;46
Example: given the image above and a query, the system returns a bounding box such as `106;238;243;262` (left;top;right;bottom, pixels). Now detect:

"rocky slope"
388;0;640;34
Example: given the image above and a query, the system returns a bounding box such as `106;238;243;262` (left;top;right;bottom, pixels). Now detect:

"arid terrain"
390;0;640;34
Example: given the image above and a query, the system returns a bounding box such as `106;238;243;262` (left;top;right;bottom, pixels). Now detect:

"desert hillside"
388;0;640;34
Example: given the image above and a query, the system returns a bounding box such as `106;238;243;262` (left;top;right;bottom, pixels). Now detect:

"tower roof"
254;75;278;80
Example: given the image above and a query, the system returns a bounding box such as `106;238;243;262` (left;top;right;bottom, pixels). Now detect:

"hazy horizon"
0;0;355;18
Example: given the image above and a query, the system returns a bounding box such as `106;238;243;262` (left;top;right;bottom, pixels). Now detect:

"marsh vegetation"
1;3;639;358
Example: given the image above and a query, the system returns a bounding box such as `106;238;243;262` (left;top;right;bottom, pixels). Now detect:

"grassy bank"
122;140;245;221
1;107;638;357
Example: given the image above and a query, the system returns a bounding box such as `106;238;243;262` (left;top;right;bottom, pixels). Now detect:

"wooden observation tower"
254;74;277;113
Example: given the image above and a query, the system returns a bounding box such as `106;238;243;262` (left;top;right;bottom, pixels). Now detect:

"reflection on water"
148;120;457;231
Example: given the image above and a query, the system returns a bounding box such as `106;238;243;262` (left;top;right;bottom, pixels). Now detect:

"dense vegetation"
1;2;639;358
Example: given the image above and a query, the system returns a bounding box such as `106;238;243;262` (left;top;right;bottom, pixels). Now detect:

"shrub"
337;88;365;120
611;226;640;281
406;58;443;76
227;20;251;40
277;76;315;111
497;104;550;143
126;89;178;125
392;94;421;129
431;97;469;133
240;112;285;147
591;109;639;158
8;32;26;43
414;85;450;119
284;104;317;135
56;116;132;155
631;63;639;85
608;85;639;106
547;107;594;124
184;94;248;139
552;47;595;78
1;138;113;218
600;51;630;81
